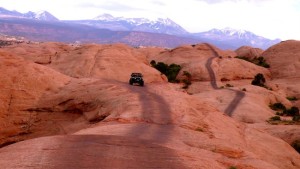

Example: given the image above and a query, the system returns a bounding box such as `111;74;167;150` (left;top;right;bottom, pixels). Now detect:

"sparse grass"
225;84;234;87
267;119;300;125
229;166;237;169
287;96;298;101
269;116;281;121
195;127;204;132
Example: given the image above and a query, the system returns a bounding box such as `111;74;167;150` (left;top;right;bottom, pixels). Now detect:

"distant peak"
93;13;175;25
94;13;115;20
155;18;177;25
23;10;59;21
221;27;246;33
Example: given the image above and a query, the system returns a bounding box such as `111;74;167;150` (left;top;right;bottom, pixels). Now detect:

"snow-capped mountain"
199;27;261;40
0;7;58;21
0;7;281;49
0;7;23;17
69;14;189;36
192;27;281;49
23;11;59;21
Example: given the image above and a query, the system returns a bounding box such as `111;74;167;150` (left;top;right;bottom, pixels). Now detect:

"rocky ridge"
0;41;299;168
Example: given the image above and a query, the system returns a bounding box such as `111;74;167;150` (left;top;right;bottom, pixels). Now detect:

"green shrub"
293;116;300;122
284;106;300;116
151;60;181;83
255;57;270;68
183;71;192;79
229;166;237;169
167;64;181;82
150;60;156;67
269;116;281;121
235;56;250;62
269;102;286;111
291;140;300;153
182;79;192;89
182;71;192;89
225;84;234;87
235;56;270;68
251;73;266;87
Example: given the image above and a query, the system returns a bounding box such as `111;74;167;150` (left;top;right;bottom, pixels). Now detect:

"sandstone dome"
235;46;264;60
262;40;300;78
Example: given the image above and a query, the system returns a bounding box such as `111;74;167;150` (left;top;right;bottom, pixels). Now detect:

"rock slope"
0;41;299;169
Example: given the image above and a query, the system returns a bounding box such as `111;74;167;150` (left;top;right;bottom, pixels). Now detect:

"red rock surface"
235;46;264;60
2;42;166;83
262;40;300;78
0;42;300;169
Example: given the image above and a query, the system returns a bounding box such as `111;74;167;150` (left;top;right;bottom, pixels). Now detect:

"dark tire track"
204;43;245;116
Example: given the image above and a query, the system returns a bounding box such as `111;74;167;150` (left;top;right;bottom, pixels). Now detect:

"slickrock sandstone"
2;42;166;83
262;40;300;78
141;44;270;82
0;42;299;169
0;51;74;145
235;46;264;60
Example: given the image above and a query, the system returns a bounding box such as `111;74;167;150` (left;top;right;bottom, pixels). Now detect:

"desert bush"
284;106;300;116
225;84;234;87
151;60;181;83
167;64;181;82
291;140;300;153
293;116;300;122
255;57;270;68
182;71;192;89
182;79;192;89
235;56;250;62
251;73;266;87
229;166;237;169
269;116;281;121
269;102;286;111
150;60;156;67
183;71;192;79
235;56;270;68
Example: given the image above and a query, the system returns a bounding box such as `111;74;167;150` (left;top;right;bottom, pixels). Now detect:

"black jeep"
129;73;144;86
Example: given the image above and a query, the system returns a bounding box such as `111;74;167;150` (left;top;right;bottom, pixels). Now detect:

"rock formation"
0;41;299;169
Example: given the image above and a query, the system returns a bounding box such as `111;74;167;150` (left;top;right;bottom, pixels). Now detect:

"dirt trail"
204;43;245;116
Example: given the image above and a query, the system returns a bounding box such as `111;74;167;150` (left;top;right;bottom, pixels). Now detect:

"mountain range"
0;7;281;49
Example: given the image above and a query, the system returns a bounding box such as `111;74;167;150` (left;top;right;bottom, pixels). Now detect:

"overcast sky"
1;0;300;40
